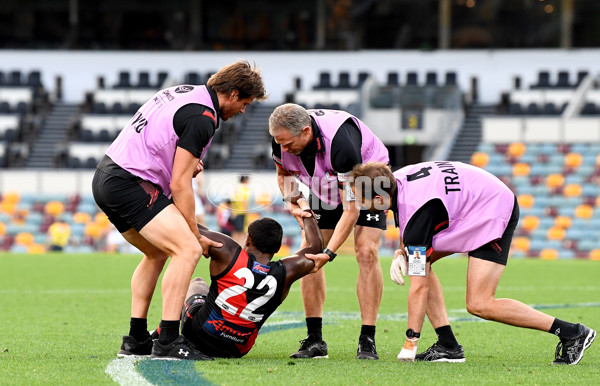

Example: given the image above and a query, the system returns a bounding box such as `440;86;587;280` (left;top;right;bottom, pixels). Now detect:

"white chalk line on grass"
105;357;153;386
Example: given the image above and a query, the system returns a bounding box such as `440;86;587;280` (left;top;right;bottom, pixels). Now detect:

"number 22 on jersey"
215;267;277;322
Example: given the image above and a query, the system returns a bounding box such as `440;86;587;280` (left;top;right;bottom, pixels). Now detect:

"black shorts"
469;196;520;266
309;194;387;230
92;157;172;233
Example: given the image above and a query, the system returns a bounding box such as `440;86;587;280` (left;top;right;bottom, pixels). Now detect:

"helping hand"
305;252;329;273
198;234;223;257
192;160;204;177
390;247;408;285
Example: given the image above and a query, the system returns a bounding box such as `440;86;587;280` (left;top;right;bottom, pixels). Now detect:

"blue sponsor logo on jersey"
251;261;271;276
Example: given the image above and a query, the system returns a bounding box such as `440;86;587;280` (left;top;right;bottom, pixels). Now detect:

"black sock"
129;317;150;342
306;317;323;340
360;325;376;338
549;318;579;339
435;325;459;349
158;320;180;345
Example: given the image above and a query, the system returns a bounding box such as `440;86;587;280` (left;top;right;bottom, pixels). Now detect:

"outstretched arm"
281;196;325;298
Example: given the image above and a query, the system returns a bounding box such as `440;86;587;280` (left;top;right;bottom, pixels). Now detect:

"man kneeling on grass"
119;194;327;359
349;160;596;365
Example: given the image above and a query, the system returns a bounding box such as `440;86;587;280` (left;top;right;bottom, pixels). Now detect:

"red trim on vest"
202;110;216;124
434;220;449;231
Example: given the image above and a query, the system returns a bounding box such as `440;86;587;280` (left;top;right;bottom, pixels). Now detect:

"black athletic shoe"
356;335;379;360
553;324;596;365
151;335;213;361
290;334;329;358
415;342;466;363
180;294;206;331
117;335;153;358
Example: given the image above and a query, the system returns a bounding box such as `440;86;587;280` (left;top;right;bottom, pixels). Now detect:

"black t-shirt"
393;196;449;259
271;117;363;176
173;103;217;158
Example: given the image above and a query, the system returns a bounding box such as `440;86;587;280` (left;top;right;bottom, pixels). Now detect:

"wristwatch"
406;328;421;339
323;248;337;262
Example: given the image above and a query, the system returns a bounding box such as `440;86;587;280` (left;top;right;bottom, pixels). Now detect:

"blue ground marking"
259;321;306;334
137;359;214;386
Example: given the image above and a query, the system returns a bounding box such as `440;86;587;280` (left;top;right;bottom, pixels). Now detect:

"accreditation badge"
407;246;427;276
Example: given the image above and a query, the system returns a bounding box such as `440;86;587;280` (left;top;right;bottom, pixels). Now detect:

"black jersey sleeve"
330;119;363;173
271;137;283;166
173;103;217;158
402;199;449;258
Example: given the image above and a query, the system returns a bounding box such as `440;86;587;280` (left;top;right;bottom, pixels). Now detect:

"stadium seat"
539;248;559;260
137;71;151;88
512;237;530;252
513;163;530;177
184;71;201;85
564;152;583;168
314;72;332;89
470;152;489;168
546;174;564;188
517;194;535;209
575;70;589;87
115;71;132;88
533;71;550;88
425;72;437;86
14;232;34;246
406;72;418;86
521;215;540;231
575;204;593;219
445;71;457;86
554;216;572;229
563;183;582;197
8;70;22;86
556;71;570;88
156;71;168;88
337;72;352;89
386;72;399;87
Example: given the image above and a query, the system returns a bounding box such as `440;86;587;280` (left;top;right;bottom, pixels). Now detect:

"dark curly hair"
247;217;283;254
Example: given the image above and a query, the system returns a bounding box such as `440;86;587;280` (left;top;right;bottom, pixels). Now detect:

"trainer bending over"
350;161;595;365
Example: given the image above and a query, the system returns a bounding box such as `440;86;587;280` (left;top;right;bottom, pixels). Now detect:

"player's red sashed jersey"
190;247;286;357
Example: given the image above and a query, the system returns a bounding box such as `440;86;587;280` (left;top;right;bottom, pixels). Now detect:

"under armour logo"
366;214;379;221
314;213;321;220
554;328;561;336
178;348;189;357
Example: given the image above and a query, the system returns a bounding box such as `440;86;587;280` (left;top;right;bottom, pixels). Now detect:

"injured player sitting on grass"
133;194;327;360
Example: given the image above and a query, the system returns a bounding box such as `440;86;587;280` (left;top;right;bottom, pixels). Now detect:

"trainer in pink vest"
107;85;217;198
393;161;515;253
279;110;389;206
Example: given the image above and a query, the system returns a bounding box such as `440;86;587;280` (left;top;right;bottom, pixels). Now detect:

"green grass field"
1;253;598;385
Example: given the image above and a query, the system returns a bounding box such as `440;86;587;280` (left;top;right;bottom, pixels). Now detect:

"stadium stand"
467;70;600;260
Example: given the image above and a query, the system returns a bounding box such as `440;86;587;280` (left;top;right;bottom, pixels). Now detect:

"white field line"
105;357;153;386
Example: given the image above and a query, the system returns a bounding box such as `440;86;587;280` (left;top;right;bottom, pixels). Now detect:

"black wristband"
323;248;337;262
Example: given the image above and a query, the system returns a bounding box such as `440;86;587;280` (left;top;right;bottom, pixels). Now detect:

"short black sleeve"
330;119;362;173
173;103;217;158
402;199;449;257
271;137;282;166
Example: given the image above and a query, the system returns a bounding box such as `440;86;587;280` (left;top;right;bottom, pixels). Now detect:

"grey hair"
269;103;311;136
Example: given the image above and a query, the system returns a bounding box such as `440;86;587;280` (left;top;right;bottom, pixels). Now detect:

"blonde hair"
269;103;311;136
207;60;267;101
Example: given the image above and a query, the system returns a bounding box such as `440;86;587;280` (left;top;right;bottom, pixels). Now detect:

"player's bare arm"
277;164;311;227
280;197;325;298
197;223;239;275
